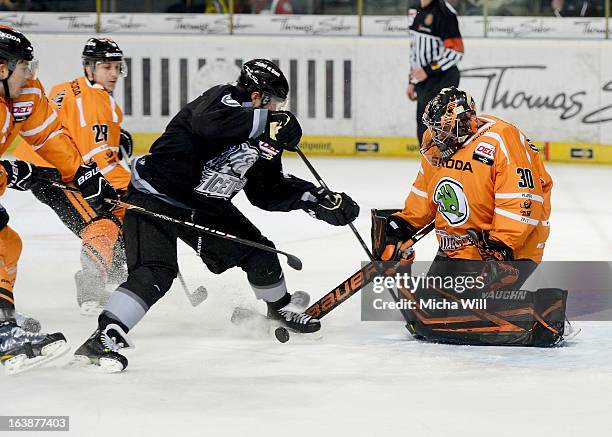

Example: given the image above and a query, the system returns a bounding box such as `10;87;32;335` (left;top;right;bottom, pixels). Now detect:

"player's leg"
415;82;428;146
0;220;68;374
30;181;92;237
73;190;179;371
77;216;124;313
182;205;320;333
402;253;563;346
30;182;111;311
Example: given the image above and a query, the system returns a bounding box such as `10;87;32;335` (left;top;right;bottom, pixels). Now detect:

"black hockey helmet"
0;26;34;66
238;59;289;107
0;26;37;98
421;87;478;164
82;37;127;78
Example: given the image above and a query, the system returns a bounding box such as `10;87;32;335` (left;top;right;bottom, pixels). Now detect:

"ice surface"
1;157;610;437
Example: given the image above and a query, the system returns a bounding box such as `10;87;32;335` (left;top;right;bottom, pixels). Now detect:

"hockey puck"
274;327;290;343
195;286;208;300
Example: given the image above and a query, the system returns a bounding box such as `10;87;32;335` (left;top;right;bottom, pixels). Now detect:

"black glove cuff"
386;215;417;241
0;160;12;180
483;233;514;261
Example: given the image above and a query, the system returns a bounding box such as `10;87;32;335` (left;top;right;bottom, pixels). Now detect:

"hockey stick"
294;146;376;262
31;178;304;270
177;271;208;307
306;221;434;319
106;199;304;271
293;146;436;318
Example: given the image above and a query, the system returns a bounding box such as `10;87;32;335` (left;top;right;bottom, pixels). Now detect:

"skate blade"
285;328;323;342
80;301;104;317
3;340;70;375
69;355;126;373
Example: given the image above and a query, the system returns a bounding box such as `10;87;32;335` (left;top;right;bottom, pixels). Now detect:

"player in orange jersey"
15;37;131;315
373;87;565;346
0;27;118;373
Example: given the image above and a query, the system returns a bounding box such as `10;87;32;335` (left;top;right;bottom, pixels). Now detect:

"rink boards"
20;33;612;164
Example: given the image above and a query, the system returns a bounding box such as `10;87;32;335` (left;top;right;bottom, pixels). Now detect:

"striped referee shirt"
409;1;464;77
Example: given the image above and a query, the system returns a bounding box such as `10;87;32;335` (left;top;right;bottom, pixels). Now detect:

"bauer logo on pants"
434;177;470;226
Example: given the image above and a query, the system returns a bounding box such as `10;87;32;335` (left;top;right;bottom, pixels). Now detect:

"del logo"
12;101;34;120
472;142;495;166
434;177;470;226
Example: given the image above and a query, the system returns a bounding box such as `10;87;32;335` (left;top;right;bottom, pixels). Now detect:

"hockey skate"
231;291;321;341
72;324;132;373
267;291;320;334
0;321;69;375
75;270;112;317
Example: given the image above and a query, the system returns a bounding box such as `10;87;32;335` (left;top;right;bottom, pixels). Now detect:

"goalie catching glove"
261;111;302;151
1;160;61;191
73;162;118;215
301;187;359;226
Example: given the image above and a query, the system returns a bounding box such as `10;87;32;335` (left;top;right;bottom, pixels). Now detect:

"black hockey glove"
118;128;133;160
1;160;61;191
0;204;8;230
380;215;417;264
301;187;359;226
466;229;518;291
73;162;118;215
263;111;302;151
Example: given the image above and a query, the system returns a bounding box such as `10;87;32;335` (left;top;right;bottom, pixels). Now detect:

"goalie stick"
306;221;434;319
292;145;435;319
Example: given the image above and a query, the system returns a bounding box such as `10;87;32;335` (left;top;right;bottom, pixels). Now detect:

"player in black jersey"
74;59;360;372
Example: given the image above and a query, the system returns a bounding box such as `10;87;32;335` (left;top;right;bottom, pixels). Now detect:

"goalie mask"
421;87;478;165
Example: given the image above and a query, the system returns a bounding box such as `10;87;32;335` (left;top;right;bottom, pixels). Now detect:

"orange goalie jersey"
14;76;130;190
395;114;552;262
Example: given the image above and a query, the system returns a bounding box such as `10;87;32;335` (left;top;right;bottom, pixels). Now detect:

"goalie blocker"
371;209;568;347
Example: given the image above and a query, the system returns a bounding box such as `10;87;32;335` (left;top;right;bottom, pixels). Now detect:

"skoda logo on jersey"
434;177;469;226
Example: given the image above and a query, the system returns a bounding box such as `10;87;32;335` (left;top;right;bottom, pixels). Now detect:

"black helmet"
0;26;37;99
82;37;127;79
421;87;478;163
238;59;289;106
82;37;123;63
0;26;34;70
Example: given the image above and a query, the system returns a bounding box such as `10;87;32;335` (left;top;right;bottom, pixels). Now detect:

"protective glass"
94;60;128;78
25;58;39;79
269;95;288;111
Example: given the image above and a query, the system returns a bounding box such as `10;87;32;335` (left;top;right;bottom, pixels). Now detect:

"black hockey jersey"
132;84;315;211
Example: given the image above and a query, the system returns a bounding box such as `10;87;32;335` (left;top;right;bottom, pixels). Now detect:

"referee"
407;0;464;145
